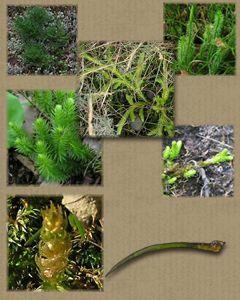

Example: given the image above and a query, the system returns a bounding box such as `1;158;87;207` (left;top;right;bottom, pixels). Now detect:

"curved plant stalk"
35;203;71;291
106;240;225;277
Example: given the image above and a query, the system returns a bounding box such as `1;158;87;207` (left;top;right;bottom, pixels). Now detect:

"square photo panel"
77;41;175;137
164;3;236;75
162;125;234;197
8;5;77;75
7;195;103;291
7;90;102;185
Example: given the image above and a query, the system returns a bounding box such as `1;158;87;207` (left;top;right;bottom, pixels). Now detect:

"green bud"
167;176;177;184
163;146;171;160
205;149;233;165
183;169;197;178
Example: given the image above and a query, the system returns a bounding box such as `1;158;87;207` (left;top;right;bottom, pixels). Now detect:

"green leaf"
126;94;134;105
68;213;85;238
205;149;233;165
171;141;182;160
117;110;131;135
163;146;171;160
7;93;25;148
167;176;177;184
129;108;136;122
24;228;41;246
139;108;144;122
183;169;197;179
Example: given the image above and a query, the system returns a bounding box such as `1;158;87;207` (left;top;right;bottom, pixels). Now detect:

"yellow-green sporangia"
35;203;71;291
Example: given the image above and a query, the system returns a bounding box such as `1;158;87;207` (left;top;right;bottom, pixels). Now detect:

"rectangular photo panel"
7;5;77;75
7;194;103;291
77;41;175;137
164;3;236;75
162;125;234;197
7;90;102;185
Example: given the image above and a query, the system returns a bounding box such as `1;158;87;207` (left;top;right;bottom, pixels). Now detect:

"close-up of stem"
106;240;225;278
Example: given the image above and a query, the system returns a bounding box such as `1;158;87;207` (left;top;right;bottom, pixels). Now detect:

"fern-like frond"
52;104;66;128
34;117;51;142
51;127;69;162
32;91;54;116
213;10;224;39
15;136;35;158
9;123;35;157
69;139;93;161
62;97;78;130
36;153;68;182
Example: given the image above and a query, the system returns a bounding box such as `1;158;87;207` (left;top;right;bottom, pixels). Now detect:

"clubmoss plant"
36;203;71;291
162;140;233;186
13;6;71;73
165;4;236;75
9;91;99;183
8;196;103;290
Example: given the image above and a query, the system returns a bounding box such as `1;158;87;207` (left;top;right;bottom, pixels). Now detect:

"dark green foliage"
45;24;69;53
165;4;236;75
22;44;53;68
10;91;99;183
14;6;70;72
66;233;103;289
14;7;51;41
8;197;40;290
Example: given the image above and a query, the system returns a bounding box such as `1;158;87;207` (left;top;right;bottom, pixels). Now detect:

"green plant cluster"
162;140;233;186
165;4;235;74
14;6;69;72
8;197;40;290
8;196;103;291
79;42;175;137
8;91;99;183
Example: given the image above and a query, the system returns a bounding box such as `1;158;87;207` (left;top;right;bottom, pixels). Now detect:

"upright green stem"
106;240;225;277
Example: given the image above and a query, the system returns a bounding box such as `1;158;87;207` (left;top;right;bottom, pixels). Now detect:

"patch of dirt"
163;125;234;197
8;149;39;185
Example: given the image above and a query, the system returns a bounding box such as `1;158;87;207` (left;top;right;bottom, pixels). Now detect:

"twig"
199;167;210;197
16;154;38;176
88;96;95;136
126;43;143;71
196;134;233;149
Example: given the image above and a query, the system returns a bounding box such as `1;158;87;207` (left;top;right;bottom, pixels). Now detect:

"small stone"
62;195;102;226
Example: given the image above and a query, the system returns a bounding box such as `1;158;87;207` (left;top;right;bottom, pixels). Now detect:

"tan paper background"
1;0;240;299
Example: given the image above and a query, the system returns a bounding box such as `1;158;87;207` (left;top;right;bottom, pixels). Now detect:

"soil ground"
163;125;234;197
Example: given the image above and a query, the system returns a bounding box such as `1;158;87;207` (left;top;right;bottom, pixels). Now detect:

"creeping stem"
106;240;225;277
